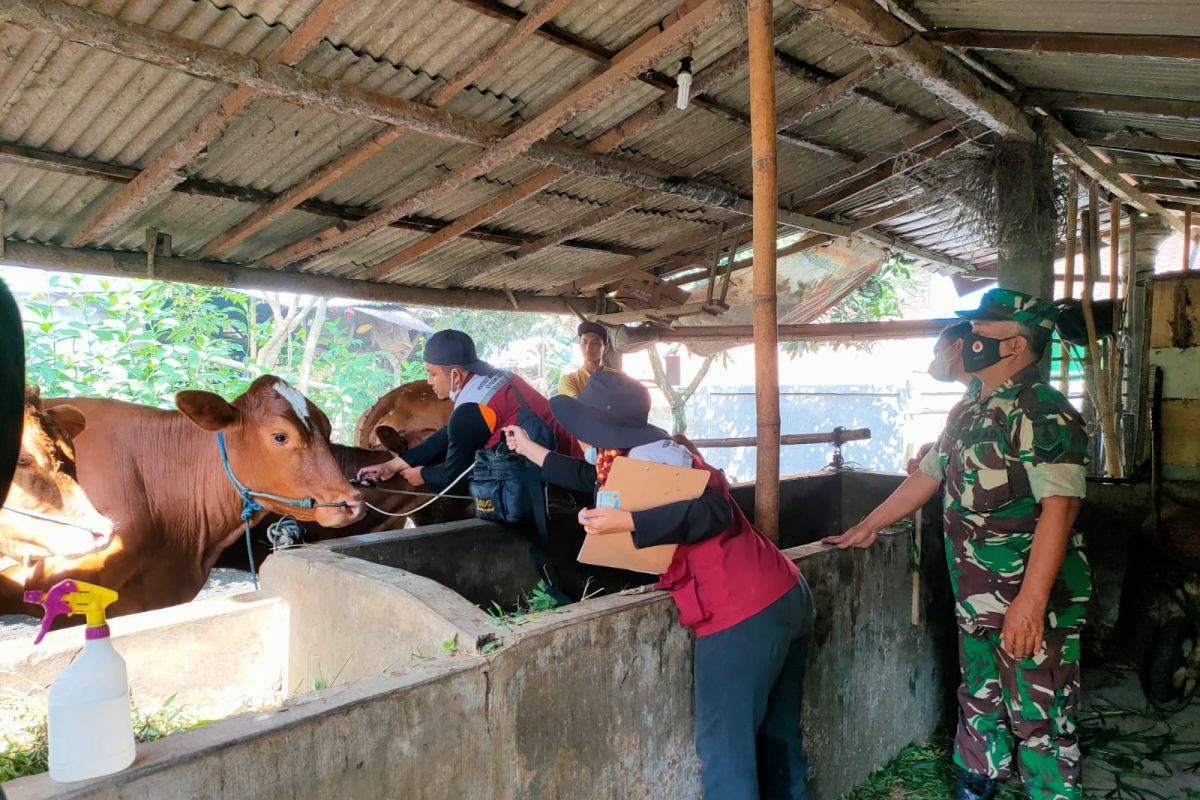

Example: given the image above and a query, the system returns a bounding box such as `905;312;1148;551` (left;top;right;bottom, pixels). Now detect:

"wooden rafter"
1141;184;1200;203
413;16;828;288
1026;90;1200;121
1087;135;1200;161
928;30;1200;60
260;0;735;269
450;190;653;288
0;140;642;258
431;0;574;107
358;12;872;281
664;318;957;344
790;0;1183;234
69;0;355;247
441;58;900;291
1109;162;1200;182
199;0;571;260
0;241;572;313
0;0;771;246
679;59;883;179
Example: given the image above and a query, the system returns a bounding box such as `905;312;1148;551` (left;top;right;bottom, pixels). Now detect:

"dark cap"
549;371;669;449
420;329;495;375
577;321;609;343
956;288;1059;334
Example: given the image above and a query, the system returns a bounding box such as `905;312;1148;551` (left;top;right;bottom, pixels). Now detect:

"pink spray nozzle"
24;580;79;645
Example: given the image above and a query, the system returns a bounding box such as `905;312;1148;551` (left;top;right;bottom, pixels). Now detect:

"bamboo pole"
749;0;780;541
1059;170;1079;393
1081;183;1121;476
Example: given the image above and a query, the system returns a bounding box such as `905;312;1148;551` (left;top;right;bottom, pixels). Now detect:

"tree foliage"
782;255;919;358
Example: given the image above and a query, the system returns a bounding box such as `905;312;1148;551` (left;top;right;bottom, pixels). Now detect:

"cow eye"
273;433;288;444
16;454;31;467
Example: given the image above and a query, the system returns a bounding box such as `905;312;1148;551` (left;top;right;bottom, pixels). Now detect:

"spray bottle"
25;580;136;782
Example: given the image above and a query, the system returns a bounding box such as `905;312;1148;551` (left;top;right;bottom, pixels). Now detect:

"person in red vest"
358;329;580;490
504;371;813;800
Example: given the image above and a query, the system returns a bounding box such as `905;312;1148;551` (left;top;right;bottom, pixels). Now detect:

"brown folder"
576;456;710;574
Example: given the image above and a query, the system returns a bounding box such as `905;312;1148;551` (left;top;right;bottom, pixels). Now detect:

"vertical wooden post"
1081;182;1121;477
1059;170;1078;393
749;0;780;541
1185;206;1193;271
1108;198;1123;472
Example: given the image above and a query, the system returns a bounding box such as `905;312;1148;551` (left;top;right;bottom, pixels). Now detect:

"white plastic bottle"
25;580;137;782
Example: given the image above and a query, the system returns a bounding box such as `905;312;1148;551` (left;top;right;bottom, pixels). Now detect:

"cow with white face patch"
1;387;113;571
26;376;364;617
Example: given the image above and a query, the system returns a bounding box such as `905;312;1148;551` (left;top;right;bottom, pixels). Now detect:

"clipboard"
577;456;710;574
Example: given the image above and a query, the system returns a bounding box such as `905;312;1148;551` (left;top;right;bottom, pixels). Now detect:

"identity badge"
596;491;621;509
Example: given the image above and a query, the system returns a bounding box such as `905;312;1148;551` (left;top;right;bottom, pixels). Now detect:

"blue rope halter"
216;432;345;588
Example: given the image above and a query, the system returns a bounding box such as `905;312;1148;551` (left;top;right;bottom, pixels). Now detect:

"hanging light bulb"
675;55;693;110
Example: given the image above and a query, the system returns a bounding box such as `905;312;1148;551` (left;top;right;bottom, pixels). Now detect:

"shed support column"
995;137;1057;302
749;0;780;540
1121;213;1173;467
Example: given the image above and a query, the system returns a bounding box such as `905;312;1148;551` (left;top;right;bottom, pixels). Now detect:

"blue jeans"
694;579;814;800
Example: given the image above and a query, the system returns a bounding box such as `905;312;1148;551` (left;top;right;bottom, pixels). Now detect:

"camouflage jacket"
919;364;1091;632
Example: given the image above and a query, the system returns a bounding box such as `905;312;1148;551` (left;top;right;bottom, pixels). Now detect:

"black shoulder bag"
469;374;556;541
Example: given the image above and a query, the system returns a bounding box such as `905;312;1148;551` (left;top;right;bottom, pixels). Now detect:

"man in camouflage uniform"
825;289;1091;800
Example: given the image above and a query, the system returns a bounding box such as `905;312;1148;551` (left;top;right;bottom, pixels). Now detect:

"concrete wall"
6;524;958;800
0;595;286;730
261;545;498;691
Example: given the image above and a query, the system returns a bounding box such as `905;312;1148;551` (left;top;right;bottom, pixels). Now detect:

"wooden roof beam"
1026;90;1200;121
262;0;735;269
1142;184;1200;202
425;18;852;288
200;0;571;261
1;241;573;314
0;0;732;222
0;141;642;258
448;190;652;288
69;0;355;247
663;317;958;344
927;30;1200;60
439;55;882;290
1108;161;1200;183
790;0;1183;234
1087;135;1200;161
362;26;783;283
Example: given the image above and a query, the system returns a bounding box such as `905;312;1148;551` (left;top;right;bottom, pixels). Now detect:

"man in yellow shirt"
557;321;621;398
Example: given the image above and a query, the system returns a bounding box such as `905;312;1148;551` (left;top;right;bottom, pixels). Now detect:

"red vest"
657;456;800;637
482;374;582;459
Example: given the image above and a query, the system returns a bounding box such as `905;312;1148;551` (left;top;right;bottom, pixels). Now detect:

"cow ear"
45;404;86;439
176;390;239;431
25;384;42;408
374;425;409;455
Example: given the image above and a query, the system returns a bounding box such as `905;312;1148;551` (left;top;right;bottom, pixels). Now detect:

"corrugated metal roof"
1;0;1194;310
916;0;1200;37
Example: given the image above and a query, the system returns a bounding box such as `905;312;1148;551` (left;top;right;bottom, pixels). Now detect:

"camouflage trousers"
954;626;1082;800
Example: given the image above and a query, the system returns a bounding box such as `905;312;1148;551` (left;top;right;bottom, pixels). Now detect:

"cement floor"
1081;663;1200;799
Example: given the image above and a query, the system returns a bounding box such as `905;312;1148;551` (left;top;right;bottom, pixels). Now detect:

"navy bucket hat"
421;329;495;375
550;371;669;449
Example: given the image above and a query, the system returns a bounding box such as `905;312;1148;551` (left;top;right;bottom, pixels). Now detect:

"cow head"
0;387;115;564
373;425;438;457
176;376;364;527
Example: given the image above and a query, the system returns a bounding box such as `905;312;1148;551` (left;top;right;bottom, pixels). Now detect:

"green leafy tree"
782;255;919;358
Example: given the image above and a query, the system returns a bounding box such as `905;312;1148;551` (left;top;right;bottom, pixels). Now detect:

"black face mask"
961;332;1018;373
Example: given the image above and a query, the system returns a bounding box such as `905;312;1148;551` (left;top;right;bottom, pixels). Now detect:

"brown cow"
1;388;114;613
33;376;364;617
353;381;450;449
226;427;471;571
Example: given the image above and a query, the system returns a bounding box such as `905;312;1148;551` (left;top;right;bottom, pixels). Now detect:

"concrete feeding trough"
4;471;959;800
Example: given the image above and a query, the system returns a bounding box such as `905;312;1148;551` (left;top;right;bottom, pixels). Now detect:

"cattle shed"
2;0;1200;798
